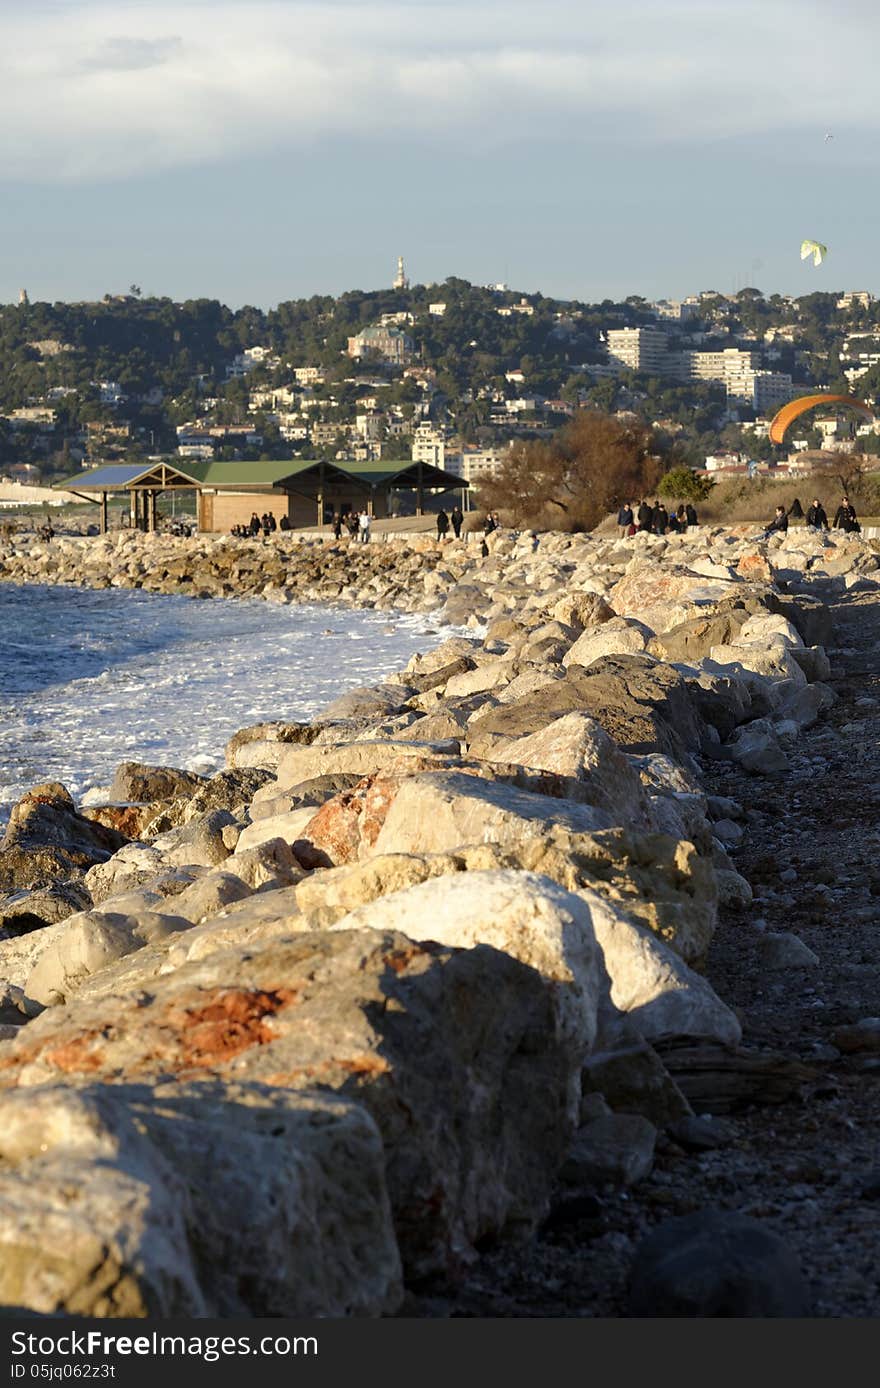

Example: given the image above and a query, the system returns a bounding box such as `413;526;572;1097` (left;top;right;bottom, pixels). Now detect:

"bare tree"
478;409;663;531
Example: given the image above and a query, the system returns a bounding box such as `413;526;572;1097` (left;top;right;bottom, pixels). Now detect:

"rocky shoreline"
0;521;876;1317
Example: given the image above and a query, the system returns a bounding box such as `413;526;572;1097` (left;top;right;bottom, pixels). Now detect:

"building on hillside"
496;299;535;318
750;371;794;413
7;406;57;428
428;302;447;317
346;325;415;365
684;347;760;385
837;291;874;311
356;412;384;442
226;346;281;379
292;366;325;386
444;445;510;484
411;424;448;469
605;326;671;374
651;298;700;322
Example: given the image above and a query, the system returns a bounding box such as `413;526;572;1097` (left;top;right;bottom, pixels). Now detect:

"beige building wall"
198;490;292;533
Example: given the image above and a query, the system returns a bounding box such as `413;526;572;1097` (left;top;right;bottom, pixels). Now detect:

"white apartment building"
751;371;793;413
605;326;671;374
684;348;760;384
445;446;509;483
411;423;448;468
428;303;447;317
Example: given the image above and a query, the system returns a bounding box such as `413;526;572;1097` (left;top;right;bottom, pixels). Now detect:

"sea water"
0;582;446;820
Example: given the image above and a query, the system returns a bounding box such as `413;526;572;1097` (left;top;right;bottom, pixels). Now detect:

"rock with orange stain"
0;928;579;1280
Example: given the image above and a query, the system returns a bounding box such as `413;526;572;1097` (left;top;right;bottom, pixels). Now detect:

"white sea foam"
0;583;450;819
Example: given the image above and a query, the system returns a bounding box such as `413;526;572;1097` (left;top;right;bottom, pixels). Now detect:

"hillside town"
3;267;880;499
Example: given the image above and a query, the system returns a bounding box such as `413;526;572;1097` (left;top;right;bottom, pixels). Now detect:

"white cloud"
1;0;878;181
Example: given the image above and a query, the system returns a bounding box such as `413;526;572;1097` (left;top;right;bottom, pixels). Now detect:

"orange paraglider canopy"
768;393;874;444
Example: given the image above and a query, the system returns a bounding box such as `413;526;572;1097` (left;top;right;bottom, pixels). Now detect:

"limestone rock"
295;852;464;929
0;1080;402;1317
235;807;319;853
325;870;605;1090
478;712;654;829
109;762;207;805
0;785;129;894
25;908;193;1006
318;682;417;722
562;618;651;670
274;738;460;790
1;928;580;1278
588;898;742;1046
0;880;92;934
369;771;613;860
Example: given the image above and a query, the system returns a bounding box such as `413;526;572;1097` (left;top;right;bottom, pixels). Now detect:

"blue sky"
1;0;878;307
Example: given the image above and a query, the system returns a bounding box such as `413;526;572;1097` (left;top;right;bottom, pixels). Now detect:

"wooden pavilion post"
416;461;424;516
317;462;325;527
129;490;137;530
100;492;108;534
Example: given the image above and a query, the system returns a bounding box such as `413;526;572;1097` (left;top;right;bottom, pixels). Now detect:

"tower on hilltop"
18;288;28;306
393;255;409;291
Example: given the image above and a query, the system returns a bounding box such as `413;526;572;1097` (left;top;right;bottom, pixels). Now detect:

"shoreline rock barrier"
0;520;876;1315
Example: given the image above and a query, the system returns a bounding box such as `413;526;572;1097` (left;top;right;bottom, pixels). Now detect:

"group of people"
331;509;373;543
617;499;699;538
761;494;861;539
435;505;465;541
231;511;291;538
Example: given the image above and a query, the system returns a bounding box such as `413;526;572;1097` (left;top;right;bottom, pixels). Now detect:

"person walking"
651;499;668;535
806;497;829;531
484;511;498;536
436;508;450;542
249;511;261;536
685;502;698;528
637;498;653;532
617;501;634;538
359;510;372;544
332;510;343;541
451;504;464;539
833;495;860;533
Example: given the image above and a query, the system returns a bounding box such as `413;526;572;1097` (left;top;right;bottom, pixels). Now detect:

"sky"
1;0;879;309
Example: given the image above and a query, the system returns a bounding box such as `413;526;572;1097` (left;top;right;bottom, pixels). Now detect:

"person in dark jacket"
833;496;860;532
451;505;463;538
805;498;829;530
637;499;653;532
249;512;261;536
651;500;668;535
788;496;804;520
617;502;634;537
685;502;698;527
436;509;450;541
761;505;788;539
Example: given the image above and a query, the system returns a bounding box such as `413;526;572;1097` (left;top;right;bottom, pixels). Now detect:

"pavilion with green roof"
56;457;468;533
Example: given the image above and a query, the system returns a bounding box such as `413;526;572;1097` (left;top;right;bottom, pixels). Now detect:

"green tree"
657;466;717;504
